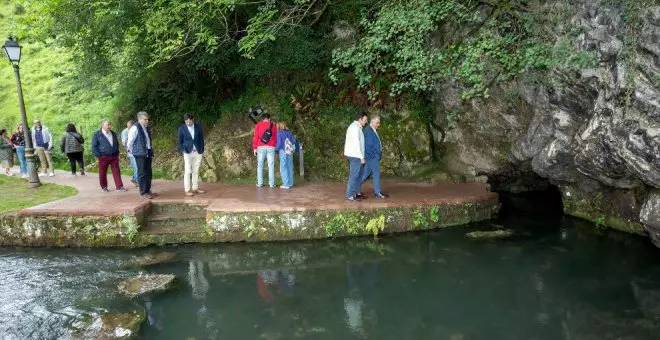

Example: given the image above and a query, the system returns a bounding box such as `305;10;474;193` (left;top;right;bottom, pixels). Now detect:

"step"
148;203;208;216
147;212;206;222
140;221;207;235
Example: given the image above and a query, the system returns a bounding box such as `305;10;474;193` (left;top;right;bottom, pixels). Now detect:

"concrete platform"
1;169;499;247
19;170;496;215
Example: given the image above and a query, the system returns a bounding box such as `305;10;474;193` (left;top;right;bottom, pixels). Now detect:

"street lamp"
3;36;40;187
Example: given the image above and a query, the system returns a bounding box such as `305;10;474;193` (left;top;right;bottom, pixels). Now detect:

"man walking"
360;116;388;198
91;119;126;192
127;111;155;199
178;113;206;196
252;113;278;188
121;119;139;187
344;110;368;201
32;120;55;176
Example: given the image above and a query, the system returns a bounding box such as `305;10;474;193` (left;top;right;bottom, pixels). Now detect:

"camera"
248;106;263;124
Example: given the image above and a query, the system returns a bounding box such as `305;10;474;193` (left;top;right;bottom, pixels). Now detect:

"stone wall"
434;1;660;244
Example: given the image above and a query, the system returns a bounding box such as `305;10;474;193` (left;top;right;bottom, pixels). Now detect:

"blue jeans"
128;155;139;183
345;157;363;198
15;147;26;174
360;158;381;194
279;152;294;187
257;147;275;187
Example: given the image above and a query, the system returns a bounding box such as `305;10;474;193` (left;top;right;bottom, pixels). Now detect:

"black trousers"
135;155;153;195
66;152;84;174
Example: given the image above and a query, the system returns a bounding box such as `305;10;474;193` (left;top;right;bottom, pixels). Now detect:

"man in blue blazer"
178;113;206;196
360;115;388;198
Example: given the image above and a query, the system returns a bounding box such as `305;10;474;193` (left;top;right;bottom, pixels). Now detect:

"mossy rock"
465;229;515;240
71;311;145;339
117;274;177;298
124;252;178;269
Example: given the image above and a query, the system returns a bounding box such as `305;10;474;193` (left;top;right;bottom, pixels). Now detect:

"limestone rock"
71;311;145;339
640;191;660;247
465;229;515;240
125;252;177;269
117;274;176;298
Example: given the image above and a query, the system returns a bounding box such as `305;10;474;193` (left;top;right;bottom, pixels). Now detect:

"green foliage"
122;215;139;243
325;213;362;237
430;206;440;223
413;210;429;229
365;215;385;237
330;0;597;99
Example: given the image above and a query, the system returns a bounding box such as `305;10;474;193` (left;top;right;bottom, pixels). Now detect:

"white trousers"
183;150;203;191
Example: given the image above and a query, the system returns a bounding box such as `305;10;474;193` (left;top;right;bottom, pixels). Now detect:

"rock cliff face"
438;1;660;245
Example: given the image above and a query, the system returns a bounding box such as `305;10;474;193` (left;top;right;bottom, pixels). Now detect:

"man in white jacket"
32;120;55;176
344;110;368;201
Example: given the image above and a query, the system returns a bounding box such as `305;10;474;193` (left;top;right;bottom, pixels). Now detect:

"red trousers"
98;155;124;189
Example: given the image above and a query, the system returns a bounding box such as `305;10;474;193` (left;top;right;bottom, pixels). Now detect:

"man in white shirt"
343;110;368;201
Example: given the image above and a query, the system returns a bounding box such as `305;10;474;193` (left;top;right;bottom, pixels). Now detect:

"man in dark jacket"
126;111;155;199
177;113;205;196
359;116;388;198
92;119;126;192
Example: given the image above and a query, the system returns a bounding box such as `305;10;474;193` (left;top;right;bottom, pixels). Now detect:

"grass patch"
0;175;78;214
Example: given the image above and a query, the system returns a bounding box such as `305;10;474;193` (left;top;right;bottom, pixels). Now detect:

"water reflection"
1;217;660;339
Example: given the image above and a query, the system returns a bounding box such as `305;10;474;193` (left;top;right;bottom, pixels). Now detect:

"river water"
1;213;660;339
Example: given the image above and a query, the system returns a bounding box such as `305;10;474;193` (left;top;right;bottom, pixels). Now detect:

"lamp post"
3;36;40;187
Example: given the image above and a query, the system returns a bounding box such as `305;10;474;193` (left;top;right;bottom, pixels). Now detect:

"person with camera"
252;113;278;188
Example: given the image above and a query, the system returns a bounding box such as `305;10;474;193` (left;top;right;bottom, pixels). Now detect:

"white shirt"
343;121;365;159
102;129;113;146
187;124;197;152
126;123;151;154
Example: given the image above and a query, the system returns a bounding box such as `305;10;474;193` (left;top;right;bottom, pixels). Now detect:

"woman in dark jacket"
10;125;27;178
60;123;85;176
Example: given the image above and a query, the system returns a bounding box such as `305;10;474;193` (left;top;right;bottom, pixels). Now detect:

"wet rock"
465;229;514;240
71;311;145;339
117;274;177;298
640;191;660;247
124;252;177;269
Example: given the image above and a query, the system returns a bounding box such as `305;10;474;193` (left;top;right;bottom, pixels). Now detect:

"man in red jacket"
252;113;278;187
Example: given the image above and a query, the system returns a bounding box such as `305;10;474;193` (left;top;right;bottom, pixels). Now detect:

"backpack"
284;136;294;155
260;123;273;144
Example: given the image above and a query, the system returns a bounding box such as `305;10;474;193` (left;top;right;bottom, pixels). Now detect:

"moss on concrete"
0;214;140;247
0;196;498;247
561;185;645;235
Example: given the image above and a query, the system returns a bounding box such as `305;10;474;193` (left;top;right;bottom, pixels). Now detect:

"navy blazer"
91;130;120;157
364;126;382;160
178;123;205;154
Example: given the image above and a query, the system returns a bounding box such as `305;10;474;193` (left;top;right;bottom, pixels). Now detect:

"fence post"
299;143;304;178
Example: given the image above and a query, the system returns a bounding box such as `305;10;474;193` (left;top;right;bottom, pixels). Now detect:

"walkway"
18;169;497;217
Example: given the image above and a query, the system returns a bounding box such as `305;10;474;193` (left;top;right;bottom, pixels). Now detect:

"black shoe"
375;192;389;199
356;193;367;199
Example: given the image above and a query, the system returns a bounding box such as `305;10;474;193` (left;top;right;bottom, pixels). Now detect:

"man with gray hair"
126;111;155;199
359;115;388;198
91;119;126;192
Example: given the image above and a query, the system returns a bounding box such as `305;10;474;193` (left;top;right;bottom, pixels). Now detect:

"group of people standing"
2;108;388;202
252;113;298;189
344;111;388;201
0;120;61;178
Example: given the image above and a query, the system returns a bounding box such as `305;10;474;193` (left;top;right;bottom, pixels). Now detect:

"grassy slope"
0;0;115;160
0;175;78;214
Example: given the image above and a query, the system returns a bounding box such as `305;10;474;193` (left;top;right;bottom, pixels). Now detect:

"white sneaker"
39;172;47;177
21;174;28;179
48;172;55;177
280;186;290;189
